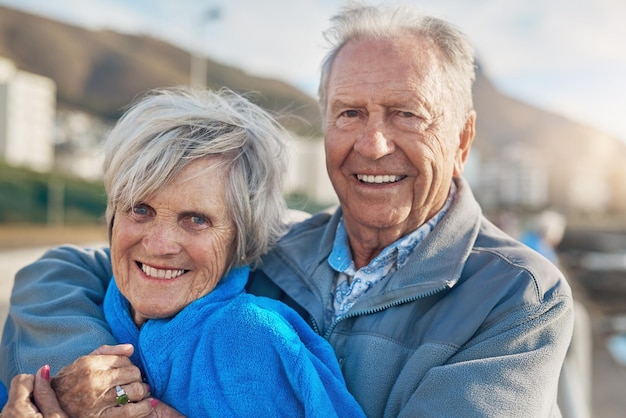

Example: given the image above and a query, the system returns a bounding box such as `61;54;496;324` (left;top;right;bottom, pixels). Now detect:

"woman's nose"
141;222;182;256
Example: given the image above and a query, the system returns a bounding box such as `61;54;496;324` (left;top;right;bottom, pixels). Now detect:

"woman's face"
111;158;236;326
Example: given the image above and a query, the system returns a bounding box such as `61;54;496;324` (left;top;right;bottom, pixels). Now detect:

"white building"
55;110;110;181
0;57;56;172
469;145;549;213
284;136;338;207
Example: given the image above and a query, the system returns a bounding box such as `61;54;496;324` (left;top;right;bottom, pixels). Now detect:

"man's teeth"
141;264;185;279
357;174;403;184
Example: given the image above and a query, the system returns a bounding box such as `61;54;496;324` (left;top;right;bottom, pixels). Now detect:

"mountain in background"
0;5;320;135
472;61;626;217
1;4;625;218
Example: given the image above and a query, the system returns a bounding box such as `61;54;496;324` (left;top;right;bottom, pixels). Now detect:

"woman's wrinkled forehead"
131;154;229;200
176;156;229;184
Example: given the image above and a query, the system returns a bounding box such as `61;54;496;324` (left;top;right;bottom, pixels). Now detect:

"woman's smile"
136;261;188;280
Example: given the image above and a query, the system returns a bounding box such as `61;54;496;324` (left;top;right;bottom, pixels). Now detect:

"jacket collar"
261;177;483;322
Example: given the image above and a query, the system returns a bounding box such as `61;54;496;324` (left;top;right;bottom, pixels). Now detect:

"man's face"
323;35;474;242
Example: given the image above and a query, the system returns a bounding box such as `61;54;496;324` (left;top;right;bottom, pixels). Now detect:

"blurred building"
468;145;549;212
54;110;110;181
284;136;338;207
0;57;56;172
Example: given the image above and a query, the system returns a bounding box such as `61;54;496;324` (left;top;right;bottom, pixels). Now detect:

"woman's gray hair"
103;87;289;268
318;1;476;126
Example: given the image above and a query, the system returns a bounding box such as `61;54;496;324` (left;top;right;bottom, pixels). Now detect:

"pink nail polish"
41;365;50;381
150;398;159;408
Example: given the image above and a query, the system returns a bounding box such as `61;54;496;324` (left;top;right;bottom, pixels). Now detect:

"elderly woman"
2;87;364;417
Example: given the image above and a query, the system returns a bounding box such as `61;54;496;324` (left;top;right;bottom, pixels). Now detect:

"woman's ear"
108;213;115;243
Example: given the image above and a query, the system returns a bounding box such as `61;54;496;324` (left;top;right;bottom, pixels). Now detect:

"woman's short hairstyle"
318;2;476;127
103;87;289;268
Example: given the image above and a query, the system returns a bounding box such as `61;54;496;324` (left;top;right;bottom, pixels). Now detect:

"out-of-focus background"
0;1;625;416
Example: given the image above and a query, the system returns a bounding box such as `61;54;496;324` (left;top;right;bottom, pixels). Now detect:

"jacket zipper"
309;282;453;340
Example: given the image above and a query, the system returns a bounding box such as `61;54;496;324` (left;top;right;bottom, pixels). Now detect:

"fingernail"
150;398;159;408
41;364;50;381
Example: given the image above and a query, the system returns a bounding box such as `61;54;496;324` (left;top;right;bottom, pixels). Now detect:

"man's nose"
353;119;395;160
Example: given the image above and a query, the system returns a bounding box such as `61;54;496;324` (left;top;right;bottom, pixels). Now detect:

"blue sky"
1;0;625;141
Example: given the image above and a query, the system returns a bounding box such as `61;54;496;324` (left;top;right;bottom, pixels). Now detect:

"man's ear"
453;110;476;176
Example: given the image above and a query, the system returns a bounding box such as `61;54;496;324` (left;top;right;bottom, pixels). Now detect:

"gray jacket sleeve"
0;245;116;386
394;295;573;417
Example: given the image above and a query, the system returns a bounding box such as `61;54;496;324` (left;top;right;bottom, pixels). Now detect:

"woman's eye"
127;204;153;222
131;205;150;217
182;214;210;230
191;215;207;226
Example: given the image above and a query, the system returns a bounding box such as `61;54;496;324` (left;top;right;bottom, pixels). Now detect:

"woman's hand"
2;344;175;417
1;365;67;417
51;344;156;417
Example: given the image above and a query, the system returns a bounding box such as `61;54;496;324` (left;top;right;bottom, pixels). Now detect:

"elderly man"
1;3;573;417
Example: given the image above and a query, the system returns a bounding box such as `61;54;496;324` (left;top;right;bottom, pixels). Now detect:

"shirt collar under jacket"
328;181;457;276
325;182;457;327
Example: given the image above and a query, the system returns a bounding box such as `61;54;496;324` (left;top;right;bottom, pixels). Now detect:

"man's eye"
341;109;359;118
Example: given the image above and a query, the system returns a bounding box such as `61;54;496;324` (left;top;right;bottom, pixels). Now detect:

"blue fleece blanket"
104;266;364;417
0;380;7;409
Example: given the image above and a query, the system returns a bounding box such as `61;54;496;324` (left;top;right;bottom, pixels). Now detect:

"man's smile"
356;174;406;184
